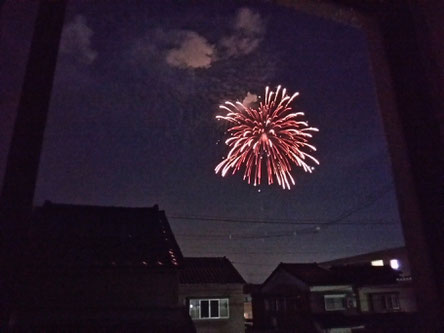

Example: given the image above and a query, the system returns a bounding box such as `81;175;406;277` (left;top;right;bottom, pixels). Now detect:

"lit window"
390;259;400;270
371;259;384;266
188;298;229;319
324;294;346;311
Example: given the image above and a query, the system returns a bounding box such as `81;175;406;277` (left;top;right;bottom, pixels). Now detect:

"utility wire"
169;183;395;225
169;215;396;225
169;184;395;240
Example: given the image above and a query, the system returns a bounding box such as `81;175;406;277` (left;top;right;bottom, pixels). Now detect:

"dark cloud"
60;15;97;64
219;7;265;57
130;7;264;70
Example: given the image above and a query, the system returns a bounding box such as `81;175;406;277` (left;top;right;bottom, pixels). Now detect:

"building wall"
17;267;180;326
253;269;309;330
309;285;357;315
358;284;417;313
179;283;245;333
321;248;411;277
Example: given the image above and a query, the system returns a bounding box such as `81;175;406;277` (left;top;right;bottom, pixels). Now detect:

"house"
251;261;418;333
14;201;195;331
178;257;246;333
244;283;261;329
320;247;411;278
329;264;419;332
252;263;362;332
321;247;417;314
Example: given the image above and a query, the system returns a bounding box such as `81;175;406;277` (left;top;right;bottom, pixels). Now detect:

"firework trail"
215;85;319;190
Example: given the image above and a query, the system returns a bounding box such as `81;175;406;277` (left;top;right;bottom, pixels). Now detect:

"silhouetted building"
179;257;246;333
252;263;361;332
321;247;411;279
251;262;418;332
244;283;261;329
321;248;417;323
13;201;195;331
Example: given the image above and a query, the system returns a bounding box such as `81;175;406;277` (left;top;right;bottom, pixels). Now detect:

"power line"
168;184;396;239
171;184;395;240
182;250;368;255
169;215;396;226
174;221;397;240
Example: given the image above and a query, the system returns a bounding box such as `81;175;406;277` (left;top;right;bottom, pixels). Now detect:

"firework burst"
215;85;319;190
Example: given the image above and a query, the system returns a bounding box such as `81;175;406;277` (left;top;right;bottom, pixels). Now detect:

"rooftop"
179;257;245;284
26;201;183;268
330;264;400;284
321;247;406;266
279;263;345;285
266;262;399;287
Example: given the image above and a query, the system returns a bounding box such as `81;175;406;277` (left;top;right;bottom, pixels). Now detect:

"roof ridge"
41;200;160;211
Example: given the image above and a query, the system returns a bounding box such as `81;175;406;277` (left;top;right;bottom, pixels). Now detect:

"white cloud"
131;7;263;70
166;31;216;69
219;8;264;57
60;15;97;64
219;35;261;57
242;92;258;106
235;7;264;35
130;29;216;69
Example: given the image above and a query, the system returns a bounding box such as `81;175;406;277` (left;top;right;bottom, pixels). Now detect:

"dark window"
210;300;219;317
370;293;400;312
201;300;209;318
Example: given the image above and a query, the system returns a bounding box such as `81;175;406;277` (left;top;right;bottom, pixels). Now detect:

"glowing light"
215;85;319;189
371;259;384;266
390;259;400;270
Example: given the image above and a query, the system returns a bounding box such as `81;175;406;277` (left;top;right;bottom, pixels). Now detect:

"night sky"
1;1;404;282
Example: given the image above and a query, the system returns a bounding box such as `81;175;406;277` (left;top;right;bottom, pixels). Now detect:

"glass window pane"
324;295;346;311
220;299;229;317
189;299;200;319
392;295;400;309
210;300;219;318
201;300;209;318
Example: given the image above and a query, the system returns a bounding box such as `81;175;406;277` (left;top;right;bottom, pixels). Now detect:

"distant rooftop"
321;246;406;266
330;264;400;284
279;263;344;285
26;201;183;268
179;257;245;284
269;262;398;286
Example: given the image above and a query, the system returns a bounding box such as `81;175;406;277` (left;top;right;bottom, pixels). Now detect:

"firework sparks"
215;85;319;189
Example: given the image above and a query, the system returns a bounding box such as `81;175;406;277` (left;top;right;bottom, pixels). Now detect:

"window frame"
370;292;401;311
324;294;347;311
188;297;230;320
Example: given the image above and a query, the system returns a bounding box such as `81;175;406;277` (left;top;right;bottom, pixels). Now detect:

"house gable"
178;257;245;333
261;266;308;295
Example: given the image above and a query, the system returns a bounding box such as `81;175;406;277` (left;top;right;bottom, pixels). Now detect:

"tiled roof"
320;247;406;266
179;257;245;284
279;263;345;285
329;264;400;284
26;201;183;268
270;263;399;286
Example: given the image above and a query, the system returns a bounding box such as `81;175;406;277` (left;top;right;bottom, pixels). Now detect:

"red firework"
215;85;319;189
